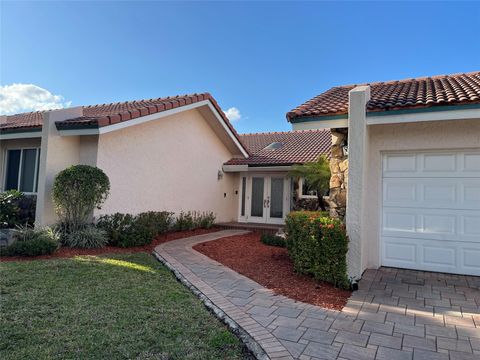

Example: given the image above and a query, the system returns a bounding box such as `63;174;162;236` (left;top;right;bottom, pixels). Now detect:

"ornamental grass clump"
285;211;350;289
52;165;110;235
64;226;109;249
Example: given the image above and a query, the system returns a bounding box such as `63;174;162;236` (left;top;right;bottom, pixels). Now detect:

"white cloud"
224;107;241;121
0;83;71;115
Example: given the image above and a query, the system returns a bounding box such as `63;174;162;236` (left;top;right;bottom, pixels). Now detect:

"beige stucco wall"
94;108;240;222
362;119;480;271
0;137;42;192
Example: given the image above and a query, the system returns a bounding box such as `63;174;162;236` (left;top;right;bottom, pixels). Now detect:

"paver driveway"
153;230;480;360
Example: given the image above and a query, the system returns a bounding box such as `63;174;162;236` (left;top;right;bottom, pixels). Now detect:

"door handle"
266;197;270;208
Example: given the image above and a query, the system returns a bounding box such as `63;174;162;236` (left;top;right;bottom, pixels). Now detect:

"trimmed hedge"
285;211;350;289
97;211;173;248
260;234;286;248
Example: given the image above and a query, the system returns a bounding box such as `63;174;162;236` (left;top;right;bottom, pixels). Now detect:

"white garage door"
381;150;480;276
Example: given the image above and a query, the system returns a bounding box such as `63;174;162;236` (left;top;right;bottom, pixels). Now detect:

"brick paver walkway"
153;230;480;360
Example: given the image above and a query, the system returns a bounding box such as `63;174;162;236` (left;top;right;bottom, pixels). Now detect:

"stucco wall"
0;137;42;192
94;108;239;222
362;119;480;271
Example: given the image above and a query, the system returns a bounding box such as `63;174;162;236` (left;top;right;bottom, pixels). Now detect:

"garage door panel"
383;178;480;210
463;152;480;172
383;208;479;242
382;150;480;276
383;236;480;275
383;152;480;178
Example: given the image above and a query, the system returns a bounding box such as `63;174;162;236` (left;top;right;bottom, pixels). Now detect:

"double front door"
239;175;290;224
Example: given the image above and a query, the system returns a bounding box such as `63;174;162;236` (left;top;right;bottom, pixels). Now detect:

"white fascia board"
292;119;348;130
223;164;248;172
366;108;480;125
0;131;42;140
223;164;292;172
57;100;250;158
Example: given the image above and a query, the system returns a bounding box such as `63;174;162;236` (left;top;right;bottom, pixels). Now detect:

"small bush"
52;165;110;233
174;211;216;231
97;211;174;248
285;211;350;289
260;234;286;248
0;190;23;229
197;211;216;229
174;211;195;231
135;211;174;235
4;226;59;256
64;226;108;249
96;213;135;246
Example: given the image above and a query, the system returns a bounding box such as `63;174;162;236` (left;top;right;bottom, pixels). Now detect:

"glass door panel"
251;177;265;217
269;177;284;218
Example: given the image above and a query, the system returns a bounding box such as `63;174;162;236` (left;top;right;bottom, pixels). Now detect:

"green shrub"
174;211;216;231
96;213;134;246
174;211;195;231
97;211;174;248
285;211;350;289
4;226;59;256
260;234;286;248
135;211;174;235
0;190;23;229
64;226;108;249
52;165;110;233
197;211;216;229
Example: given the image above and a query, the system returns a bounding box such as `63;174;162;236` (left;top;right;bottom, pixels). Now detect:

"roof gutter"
223;164;293;173
0;128;42;140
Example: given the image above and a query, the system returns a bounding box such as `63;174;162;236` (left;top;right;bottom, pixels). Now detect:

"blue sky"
1;1;479;133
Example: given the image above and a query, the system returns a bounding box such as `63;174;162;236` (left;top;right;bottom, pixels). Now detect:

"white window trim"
298;177;318;199
2;147;41;195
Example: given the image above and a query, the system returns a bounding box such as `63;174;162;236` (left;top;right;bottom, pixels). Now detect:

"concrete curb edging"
152;250;269;360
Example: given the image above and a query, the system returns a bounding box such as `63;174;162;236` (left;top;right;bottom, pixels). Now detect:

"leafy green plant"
0;190;23;229
64;226;108;249
285;211;350;289
174;211;195;231
260;234;286;248
288;155;331;211
52;165;110;233
197;211;216;229
3;226;59;256
135;211;174;235
96;213;135;246
97;211;174;248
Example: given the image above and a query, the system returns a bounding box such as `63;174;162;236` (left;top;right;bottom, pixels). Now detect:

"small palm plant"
288;155;331;211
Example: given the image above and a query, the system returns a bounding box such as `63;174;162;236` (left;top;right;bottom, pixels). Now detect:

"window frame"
298;177;318;199
3;147;41;195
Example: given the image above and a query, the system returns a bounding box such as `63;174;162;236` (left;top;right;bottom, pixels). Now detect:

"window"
299;178;317;198
263;142;283;150
4;148;41;193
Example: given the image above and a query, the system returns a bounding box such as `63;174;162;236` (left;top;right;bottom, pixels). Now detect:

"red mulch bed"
1;228;220;262
193;232;351;310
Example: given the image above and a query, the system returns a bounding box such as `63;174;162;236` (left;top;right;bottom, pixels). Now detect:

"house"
287;71;480;279
0;94;329;229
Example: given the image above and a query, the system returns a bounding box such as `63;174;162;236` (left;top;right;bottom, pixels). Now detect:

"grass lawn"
0;253;249;359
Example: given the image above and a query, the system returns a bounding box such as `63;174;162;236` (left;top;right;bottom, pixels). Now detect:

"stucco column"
345;85;370;281
35;107;83;226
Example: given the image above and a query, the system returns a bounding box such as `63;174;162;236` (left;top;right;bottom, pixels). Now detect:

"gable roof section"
225;129;331;166
287;71;480;121
1;93;249;156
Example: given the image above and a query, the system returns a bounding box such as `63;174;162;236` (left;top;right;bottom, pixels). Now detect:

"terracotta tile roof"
224;129;331;166
287;71;480;121
1;93;247;153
